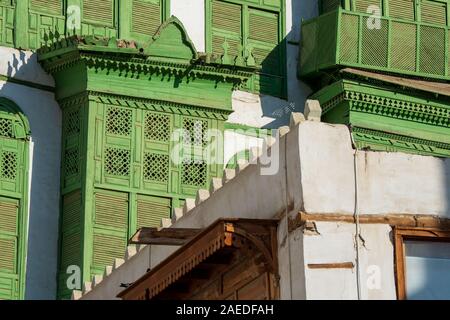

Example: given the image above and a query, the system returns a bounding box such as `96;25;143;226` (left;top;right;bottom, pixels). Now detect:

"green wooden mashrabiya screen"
300;0;450;80
57;98;223;297
38;17;250;299
207;0;286;98
86;100;220;277
319;0;449;26
0;98;30;300
0;0;171;50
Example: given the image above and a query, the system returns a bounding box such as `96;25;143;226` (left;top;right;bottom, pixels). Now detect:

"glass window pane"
405;240;450;300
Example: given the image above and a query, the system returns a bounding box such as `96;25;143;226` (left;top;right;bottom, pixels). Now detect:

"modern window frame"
394;226;450;300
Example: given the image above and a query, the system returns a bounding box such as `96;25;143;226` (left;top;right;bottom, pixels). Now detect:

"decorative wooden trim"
129;227;202;246
393;227;450;300
85;91;232;118
117;218;278;300
289;212;450;232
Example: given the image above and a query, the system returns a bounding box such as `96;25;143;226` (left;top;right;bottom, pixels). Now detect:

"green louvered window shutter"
389;0;415;20
136;195;171;230
248;8;282;97
58;190;82;295
30;0;63;14
91;190;128;274
421;1;447;26
0;198;19;300
354;0;381;13
131;0;163;37
83;0;114;25
211;0;243;57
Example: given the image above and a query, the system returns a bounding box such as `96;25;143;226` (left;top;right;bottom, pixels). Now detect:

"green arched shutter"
0;100;30;300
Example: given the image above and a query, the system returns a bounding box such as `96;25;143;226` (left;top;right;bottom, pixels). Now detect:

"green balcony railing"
299;8;450;81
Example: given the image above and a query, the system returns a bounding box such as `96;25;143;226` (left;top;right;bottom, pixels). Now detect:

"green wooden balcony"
299;8;450;81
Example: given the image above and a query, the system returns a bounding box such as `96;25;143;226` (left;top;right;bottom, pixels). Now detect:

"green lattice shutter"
180;117;209;195
91;190;128;274
211;0;243;57
131;0;162;38
136;195;171;230
354;0;381;13
29;0;62;14
0;136;24;195
142;110;172;193
0;198;19;300
389;0;415;20
248;8;283;97
83;0;114;25
421;1;447;26
103;105;133;187
419;24;446;74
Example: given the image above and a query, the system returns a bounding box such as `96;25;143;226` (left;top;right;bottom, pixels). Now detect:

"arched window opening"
0;98;30;300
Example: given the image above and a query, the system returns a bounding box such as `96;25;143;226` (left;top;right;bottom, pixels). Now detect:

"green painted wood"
320;0;343;13
37;18;253;299
312;78;450;157
207;0;286;97
0;99;31;300
0;0;171;50
299;8;450;81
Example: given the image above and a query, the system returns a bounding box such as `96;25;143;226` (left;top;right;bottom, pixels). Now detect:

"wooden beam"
307;262;354;269
289;212;450;232
129;227;203;245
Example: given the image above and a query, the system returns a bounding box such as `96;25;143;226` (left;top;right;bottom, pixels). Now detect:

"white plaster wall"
171;0;205;52
298;122;356;214
0;48;61;300
0;47;54;86
285;0;316;112
301;222;396;300
223;129;265;167
82;245;179;300
81;121;449;300
356;151;450;217
297;122;450;216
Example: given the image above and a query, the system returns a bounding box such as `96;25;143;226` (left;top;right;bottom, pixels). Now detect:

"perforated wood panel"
96;102;220;196
391;22;416;71
183;118;208;146
340;13;359;63
62;103;83;190
0;118;13;138
419;25;446;75
143;153;169;182
361;17;388;67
